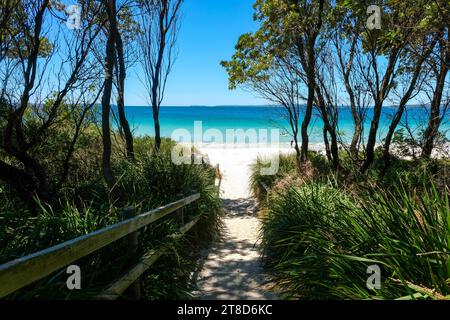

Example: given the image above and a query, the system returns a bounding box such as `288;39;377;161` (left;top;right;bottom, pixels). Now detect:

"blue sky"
125;0;266;107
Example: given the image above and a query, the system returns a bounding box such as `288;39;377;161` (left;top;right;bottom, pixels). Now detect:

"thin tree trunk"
101;0;117;191
361;50;399;173
335;31;360;157
293;134;302;170
382;37;438;173
301;84;314;162
422;30;449;158
382;63;427;172
421;68;448;158
361;101;382;173
298;0;324;164
323;128;332;161
350;105;362;156
153;109;162;153
316;85;340;170
114;28;134;160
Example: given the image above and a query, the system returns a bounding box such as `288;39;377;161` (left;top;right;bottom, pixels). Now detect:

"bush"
249;152;332;204
261;179;450;300
0;137;222;300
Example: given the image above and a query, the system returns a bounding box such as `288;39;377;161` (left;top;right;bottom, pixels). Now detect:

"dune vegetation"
251;153;450;300
0;128;222;299
0;0;222;300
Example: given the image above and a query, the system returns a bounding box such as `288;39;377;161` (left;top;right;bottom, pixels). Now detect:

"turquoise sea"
118;106;449;144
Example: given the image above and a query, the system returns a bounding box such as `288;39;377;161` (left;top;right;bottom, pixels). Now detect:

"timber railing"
260;181;270;202
216;164;222;196
0;193;202;300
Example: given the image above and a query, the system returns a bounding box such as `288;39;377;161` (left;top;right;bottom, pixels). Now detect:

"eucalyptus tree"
0;0;104;211
338;1;428;173
223;0;327;166
101;0;118;190
222;41;305;168
382;34;438;171
112;1;137;161
367;0;443;171
330;2;366;158
421;2;449;158
315;46;341;170
100;0;138;192
137;0;183;152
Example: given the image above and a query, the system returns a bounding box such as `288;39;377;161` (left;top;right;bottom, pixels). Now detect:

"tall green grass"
0;137;222;300
250;152;331;203
261;180;450;300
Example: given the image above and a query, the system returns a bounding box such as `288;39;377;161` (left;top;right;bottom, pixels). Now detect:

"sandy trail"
192;146;282;300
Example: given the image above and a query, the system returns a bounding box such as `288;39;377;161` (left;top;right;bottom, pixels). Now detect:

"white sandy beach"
193;143;297;299
197;142;450;199
197;142;332;199
198;144;296;199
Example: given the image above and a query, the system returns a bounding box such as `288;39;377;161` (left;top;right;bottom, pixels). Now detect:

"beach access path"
192;145;285;300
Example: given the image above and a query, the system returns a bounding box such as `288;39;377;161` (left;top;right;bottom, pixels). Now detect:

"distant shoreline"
121;104;431;109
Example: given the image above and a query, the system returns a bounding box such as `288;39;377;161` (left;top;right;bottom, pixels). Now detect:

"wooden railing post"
122;207;141;300
0;194;201;299
176;207;185;226
261;182;270;203
216;164;222;196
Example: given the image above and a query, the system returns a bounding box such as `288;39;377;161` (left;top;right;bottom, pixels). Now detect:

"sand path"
192;146;280;300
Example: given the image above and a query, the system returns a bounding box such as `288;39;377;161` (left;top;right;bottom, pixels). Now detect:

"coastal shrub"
249;153;297;202
250;150;450;199
0;137;222;299
261;180;450;300
249;152;331;203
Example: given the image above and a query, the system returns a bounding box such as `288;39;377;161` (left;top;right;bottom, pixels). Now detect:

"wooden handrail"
96;215;201;300
0;193;201;298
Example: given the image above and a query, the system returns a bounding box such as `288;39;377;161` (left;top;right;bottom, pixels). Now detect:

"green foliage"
250;153;298;202
251;149;450;299
250;151;334;203
222;0;329;90
261;179;450;299
0;135;222;299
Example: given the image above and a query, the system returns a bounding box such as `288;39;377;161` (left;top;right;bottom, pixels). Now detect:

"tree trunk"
381;106;404;172
361;101;382;173
382;61;425;172
341;44;361;157
114;27;134;161
329;129;340;170
421;50;448;158
153;110;162;153
301;83;314;163
293;134;302;170
361;50;399;173
101;0;117;191
298;0;324;164
421;72;447;158
323;128;331;161
382;36;438;172
316;86;340;170
350;107;362;157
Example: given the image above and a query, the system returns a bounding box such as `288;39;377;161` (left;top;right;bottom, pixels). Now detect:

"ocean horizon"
116;105;450;144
